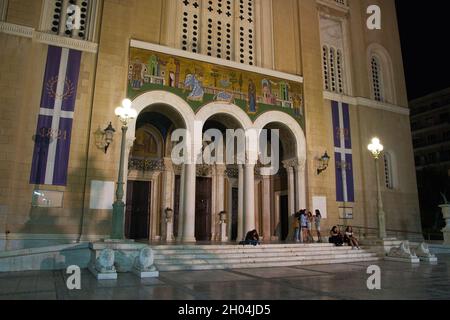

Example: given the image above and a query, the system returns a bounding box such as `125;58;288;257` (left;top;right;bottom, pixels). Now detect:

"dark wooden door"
173;175;181;238
125;181;151;240
231;187;238;241
280;195;289;241
195;177;212;241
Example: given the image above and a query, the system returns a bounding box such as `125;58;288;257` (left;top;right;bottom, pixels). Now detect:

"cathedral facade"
0;0;422;249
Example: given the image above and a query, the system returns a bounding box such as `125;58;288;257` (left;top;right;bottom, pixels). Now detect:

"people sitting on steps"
329;226;344;246
239;229;260;246
344;226;361;250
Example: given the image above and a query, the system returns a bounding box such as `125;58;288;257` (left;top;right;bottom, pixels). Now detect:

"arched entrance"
254;111;307;242
196;102;253;242
126;91;195;241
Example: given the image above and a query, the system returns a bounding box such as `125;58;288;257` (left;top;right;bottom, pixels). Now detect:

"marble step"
154;249;376;260
152;246;367;255
151;243;337;250
155;252;378;265
156;256;380;271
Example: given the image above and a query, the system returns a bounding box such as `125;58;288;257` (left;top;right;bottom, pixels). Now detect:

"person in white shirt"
344;226;360;250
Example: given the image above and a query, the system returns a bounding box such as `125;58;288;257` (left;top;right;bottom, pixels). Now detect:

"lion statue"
134;247;157;272
95;249;116;273
415;242;436;259
388;242;417;259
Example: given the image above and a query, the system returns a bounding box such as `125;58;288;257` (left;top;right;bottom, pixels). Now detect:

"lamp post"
367;137;386;239
111;99;137;240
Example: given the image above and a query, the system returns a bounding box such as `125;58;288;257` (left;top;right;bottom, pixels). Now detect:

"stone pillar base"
442;229;450;245
88;264;118;280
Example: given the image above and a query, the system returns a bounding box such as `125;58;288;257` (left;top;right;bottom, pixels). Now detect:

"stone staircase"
152;243;380;271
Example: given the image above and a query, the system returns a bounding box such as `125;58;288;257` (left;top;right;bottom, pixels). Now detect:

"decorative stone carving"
114;250;134;272
173;164;182;175
129;158;165;172
89;248;118;280
225;165;239;178
386;242;419;263
95;249;116;273
132;247;159;278
414;243;438;263
196;164;212;177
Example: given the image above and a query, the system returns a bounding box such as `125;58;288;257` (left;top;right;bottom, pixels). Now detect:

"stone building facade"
0;0;421;250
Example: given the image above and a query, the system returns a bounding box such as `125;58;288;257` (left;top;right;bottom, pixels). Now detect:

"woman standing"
306;211;314;243
314;210;322;243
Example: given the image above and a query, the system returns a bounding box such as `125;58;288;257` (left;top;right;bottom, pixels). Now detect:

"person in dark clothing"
240;229;260;246
329;226;344;246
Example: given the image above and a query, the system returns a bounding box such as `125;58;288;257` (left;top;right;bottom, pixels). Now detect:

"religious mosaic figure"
148;55;159;76
129;60;147;90
184;74;204;102
248;79;257;113
262;79;275;104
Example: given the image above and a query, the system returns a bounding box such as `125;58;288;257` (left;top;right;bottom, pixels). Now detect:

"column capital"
282;158;297;169
215;164;227;175
295;159;306;171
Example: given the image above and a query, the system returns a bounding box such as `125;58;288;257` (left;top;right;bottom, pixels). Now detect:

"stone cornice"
0;22;98;53
323;91;410;116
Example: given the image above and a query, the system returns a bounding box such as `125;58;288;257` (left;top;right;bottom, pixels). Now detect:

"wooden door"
125;180;151;240
280;195;289;241
195;177;212;241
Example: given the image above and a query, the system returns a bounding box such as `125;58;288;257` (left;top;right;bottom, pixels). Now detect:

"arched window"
371;55;384;102
179;0;256;65
322;45;345;94
383;152;394;190
322;45;330;91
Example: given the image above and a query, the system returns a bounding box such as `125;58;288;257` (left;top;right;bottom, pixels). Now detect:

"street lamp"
111;99;137;240
367;137;386;239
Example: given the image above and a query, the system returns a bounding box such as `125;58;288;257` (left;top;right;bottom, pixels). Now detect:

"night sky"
395;1;450;100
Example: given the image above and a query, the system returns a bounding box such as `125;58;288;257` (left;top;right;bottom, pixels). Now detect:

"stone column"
237;165;244;241
295;160;306;211
244;164;256;233
181;163;196;242
210;166;217;240
295;160;306;243
177;165;185;240
285;165;296;241
227;176;234;241
161;158;174;241
216;165;226;241
261;175;271;241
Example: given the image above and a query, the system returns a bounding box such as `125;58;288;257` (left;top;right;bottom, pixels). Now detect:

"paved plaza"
0;254;449;300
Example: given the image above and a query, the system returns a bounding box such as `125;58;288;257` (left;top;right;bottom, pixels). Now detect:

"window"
383;153;394;189
371;55;383;102
0;0;7;21
40;0;99;41
179;0;256;65
322;46;345;94
320;16;347;94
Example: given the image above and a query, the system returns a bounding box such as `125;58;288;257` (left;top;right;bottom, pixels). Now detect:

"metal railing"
337;225;443;241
